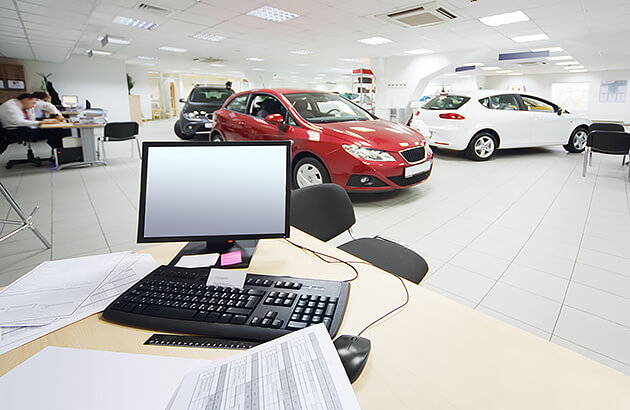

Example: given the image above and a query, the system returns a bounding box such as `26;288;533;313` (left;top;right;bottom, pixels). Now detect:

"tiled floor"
1;119;629;376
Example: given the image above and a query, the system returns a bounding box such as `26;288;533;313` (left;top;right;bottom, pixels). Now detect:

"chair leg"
582;148;588;177
135;138;142;159
589;149;593;167
101;140;107;162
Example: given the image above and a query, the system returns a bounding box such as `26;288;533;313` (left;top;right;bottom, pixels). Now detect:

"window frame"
518;94;560;114
225;93;251;114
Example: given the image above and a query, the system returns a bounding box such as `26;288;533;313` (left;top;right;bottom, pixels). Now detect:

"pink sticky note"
220;251;242;266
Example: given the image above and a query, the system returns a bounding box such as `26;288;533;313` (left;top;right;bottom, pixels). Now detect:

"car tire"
174;120;194;140
563;127;587;153
293;157;331;189
465;132;497;161
210;131;224;142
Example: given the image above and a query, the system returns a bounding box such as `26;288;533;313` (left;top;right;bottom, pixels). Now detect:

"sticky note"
206;269;247;289
220;251;242;266
174;253;219;269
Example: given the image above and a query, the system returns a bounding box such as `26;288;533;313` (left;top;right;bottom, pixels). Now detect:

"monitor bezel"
137;140;292;244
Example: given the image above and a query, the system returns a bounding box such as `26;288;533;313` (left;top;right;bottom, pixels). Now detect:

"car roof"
440;90;545;99
239;88;331;95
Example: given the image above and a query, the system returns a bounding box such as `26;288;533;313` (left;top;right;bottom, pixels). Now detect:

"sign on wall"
599;80;627;103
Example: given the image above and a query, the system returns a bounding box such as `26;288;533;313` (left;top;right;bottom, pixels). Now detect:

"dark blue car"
174;85;234;140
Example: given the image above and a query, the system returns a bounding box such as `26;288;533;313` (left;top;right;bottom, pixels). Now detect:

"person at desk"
32;91;64;121
0;93;68;154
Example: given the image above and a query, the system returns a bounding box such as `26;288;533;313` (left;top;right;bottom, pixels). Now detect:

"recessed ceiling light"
228;71;241;74
569;69;587;73
252;68;265;71
86;49;112;56
141;63;156;66
98;35;130;45
357;36;392;45
191;68;201;71
564;65;584;69
210;63;224;67
291;75;298;78
159;46;187;53
296;63;308;66
464;62;485;66
459;75;472;78
246;57;265;61
288;71;299;74
481;66;501;71
136;56;156;60
479;11;529;27
547;56;573;61
496;70;513;74
556;61;580;66
191;32;226;42
339;58;356;62
171;70;184;73
508;72;523;76
405;49;433;55
247;5;299;22
113;16;158;30
532;47;563;53
512;33;549;43
291;50;313;55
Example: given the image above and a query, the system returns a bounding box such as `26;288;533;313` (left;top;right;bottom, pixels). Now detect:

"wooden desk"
1;229;629;408
40;122;106;170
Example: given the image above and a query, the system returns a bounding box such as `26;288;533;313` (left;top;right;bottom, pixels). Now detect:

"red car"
211;89;433;191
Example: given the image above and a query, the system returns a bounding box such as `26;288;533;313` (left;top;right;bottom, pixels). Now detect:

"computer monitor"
61;95;78;108
138;141;291;268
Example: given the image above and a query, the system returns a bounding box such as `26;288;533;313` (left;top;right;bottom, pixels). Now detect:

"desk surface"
1;229;629;409
40;122;104;129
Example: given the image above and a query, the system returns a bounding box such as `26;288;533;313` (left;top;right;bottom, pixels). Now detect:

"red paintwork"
212;89;433;191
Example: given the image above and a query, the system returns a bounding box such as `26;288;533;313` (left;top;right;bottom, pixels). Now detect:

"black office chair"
291;183;429;284
0;120;54;169
587;123;627;165
97;122;141;161
582;130;630;178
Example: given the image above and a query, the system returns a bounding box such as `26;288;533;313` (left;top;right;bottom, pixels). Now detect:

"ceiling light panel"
291;50;313;55
464;62;484;66
556;61;579;65
405;49;433;55
481;67;501;71
98;35;130;45
358;36;392;45
569;69;587;73
191;32;226;41
508;72;523;76
246;57;264;61
564;65;584;69
159;46;187;53
532;47;563;53
247;6;299;22
479;11;529;27
113;16;158;30
252;68;265;71
547;56;572;61
496;70;513;74
87;49;112;56
512;33;549;43
136;56;156;60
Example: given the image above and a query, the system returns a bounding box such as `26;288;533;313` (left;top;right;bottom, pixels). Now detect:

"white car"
409;90;591;160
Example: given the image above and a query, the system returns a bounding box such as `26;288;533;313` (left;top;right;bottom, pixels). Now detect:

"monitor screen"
61;95;78;106
137;141;291;243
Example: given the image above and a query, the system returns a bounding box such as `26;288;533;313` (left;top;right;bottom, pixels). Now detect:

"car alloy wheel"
572;130;587;150
293;157;331;188
474;136;495;159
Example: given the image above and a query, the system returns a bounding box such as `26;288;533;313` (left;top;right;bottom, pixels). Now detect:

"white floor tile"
564;282;630;328
409;235;464;262
500;263;569;302
422;263;495;304
476;306;551;340
551;336;630;376
449;248;511;280
577;248;630;277
571;262;630;300
513;245;576;280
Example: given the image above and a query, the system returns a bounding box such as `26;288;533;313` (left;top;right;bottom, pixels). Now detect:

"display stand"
0;181;51;248
168;239;259;269
352;68;376;114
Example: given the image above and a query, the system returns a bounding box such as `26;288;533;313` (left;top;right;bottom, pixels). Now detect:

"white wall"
481;70;630;123
19;55;131;122
125;65;152;120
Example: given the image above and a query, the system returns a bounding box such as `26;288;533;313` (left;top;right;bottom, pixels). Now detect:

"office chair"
582;130;630;178
587;123;627;165
0;120;54;169
291;183;429;284
97;122;141;162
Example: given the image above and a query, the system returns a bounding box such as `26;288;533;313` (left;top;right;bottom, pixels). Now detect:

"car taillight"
439;113;465;120
415;110;420;116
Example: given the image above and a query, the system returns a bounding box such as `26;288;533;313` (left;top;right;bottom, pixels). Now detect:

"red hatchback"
211;89;433;191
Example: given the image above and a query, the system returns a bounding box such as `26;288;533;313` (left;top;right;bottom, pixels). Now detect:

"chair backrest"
587;131;630;154
104;122;139;140
290;183;356;242
588;123;625;133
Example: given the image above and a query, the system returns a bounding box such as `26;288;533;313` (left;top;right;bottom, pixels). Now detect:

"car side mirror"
178;98;186;103
556;107;562;116
264;113;285;127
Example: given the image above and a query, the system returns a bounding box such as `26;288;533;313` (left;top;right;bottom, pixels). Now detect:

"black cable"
283;238;411;335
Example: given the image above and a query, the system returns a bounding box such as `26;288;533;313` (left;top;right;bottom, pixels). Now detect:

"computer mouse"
333;334;371;383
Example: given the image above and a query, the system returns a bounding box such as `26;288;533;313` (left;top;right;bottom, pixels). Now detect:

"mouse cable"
283;238;360;282
284;238;411;335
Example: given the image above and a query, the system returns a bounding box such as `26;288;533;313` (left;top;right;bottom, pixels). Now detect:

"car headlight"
183;111;203;120
343;145;395;162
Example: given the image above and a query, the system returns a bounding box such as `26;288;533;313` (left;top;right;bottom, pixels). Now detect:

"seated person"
0;93;68;154
32;91;64;121
293;99;314;119
258;98;279;118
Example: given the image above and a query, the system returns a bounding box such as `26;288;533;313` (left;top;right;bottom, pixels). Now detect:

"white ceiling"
1;0;630;79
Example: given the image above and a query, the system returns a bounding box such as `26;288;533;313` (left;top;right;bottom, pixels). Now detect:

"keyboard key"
231;315;247;325
144;306;196;320
193;311;208;321
264;297;274;305
261;318;272;327
226;307;251;316
325;304;335;317
122;303;136;312
301;314;311;322
323;317;332;328
307;301;316;308
218;314;233;323
110;300;127;310
317;302;326;309
291;314;300;321
287;321;308;330
314;308;324;316
304;307;313;315
245;298;259;309
132;303;147;314
271;319;283;329
295;307;304;314
312;315;322;323
206;312;220;322
250;317;261;326
265;311;277;319
283;299;293;307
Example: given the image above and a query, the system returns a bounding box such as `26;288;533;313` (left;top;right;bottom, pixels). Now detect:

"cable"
284;238;411;336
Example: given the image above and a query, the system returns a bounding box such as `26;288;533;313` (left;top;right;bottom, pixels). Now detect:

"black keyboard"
103;265;350;342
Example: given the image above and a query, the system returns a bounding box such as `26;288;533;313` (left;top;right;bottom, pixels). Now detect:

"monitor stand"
169;239;259;269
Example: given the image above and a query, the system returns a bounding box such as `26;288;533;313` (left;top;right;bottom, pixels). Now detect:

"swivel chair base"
6;147;54;169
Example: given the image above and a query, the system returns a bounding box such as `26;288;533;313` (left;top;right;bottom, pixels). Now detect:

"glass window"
422;95;470;110
488;94;520;111
520;96;556;112
225;95;248;113
479;97;490;108
551;82;589;111
189;88;233;103
284;92;372;123
249;94;287;118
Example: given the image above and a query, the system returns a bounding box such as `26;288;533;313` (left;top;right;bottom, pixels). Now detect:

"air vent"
517;61;548;66
378;2;457;27
192;57;225;64
136;2;171;16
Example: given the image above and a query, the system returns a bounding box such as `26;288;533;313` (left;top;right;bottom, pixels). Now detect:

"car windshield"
284;92;372;123
189;88;233;103
422;95;470;110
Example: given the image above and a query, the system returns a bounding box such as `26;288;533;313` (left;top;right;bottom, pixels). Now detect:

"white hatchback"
409;90;591;160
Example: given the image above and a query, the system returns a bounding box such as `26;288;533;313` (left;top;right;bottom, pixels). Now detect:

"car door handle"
238;121;246;126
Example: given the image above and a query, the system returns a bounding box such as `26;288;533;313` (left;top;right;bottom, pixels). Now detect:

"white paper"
205;268;247;289
175;253;219;269
0;252;130;326
0;253;158;356
0;347;211;410
168;324;361;410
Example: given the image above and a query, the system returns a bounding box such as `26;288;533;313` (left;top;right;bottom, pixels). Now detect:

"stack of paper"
0;252;158;355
